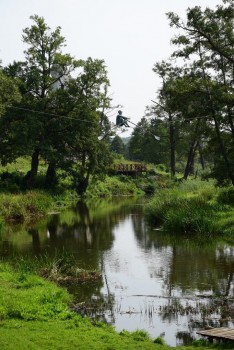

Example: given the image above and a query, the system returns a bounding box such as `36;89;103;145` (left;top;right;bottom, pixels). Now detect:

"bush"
0;171;22;193
154;336;166;345
86;176;142;197
217;187;234;205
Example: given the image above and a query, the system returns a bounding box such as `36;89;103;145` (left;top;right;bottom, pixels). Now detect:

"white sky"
0;0;223;128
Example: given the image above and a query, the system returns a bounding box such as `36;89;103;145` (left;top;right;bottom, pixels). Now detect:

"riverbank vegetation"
0;168;146;224
1;259;234;350
145;180;234;237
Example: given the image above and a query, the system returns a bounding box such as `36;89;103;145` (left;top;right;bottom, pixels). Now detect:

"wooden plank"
197;327;234;340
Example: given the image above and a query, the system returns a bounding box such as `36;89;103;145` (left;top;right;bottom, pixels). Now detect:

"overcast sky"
0;0;223;129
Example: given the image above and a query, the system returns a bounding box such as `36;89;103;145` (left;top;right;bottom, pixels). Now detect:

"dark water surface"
1;197;234;347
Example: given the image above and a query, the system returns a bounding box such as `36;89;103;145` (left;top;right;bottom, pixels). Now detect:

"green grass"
0;320;168;350
86;175;143;197
1;261;232;350
0;191;53;222
144;180;234;236
0;189;79;223
0;263;72;321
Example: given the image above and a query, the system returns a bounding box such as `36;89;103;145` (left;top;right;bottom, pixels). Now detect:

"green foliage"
110;135;126;155
0;70;21;116
128;118;170;165
86;176;142;197
120;329;151;342
154;336;166;345
150;1;234;184
135;177;157;194
0;191;53;222
217;186;234;205
145;180;234;235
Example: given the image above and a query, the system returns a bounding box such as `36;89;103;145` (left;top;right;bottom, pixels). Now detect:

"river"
0;196;234;347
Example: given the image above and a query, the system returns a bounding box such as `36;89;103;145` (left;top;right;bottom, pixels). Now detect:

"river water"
1;197;234;346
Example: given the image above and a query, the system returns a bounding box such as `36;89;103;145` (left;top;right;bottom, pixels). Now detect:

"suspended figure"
116;110;130;127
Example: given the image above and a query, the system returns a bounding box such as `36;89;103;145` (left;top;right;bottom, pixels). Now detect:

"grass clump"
86;176;143;197
10;253;102;287
0;191;53;223
145;180;234;236
38;254;101;286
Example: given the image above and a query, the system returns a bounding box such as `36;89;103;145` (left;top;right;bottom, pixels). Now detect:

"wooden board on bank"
197;327;234;341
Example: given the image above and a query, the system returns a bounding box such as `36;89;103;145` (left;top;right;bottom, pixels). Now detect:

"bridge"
114;163;147;176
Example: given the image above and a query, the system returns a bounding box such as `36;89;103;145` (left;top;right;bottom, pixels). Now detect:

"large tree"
1;15;112;193
3;15;78;188
0;69;21;116
149;0;234;184
166;0;234;184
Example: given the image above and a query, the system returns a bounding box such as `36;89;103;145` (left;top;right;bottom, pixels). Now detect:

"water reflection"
0;197;234;346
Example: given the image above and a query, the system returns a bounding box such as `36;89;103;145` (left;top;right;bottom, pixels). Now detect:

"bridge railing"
114;163;147;173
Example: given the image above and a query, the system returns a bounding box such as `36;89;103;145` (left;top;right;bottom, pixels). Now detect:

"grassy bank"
0;177;142;225
0;260;233;350
0;261;166;350
0;190;78;224
144;180;234;236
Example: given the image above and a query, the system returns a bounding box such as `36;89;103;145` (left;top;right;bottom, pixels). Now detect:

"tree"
152;62;183;177
0;15;113;194
2;15;78;188
166;0;234;184
0;68;21;164
110;136;125;155
157;70;212;179
0;69;21;116
128;117;169;165
43;57;112;194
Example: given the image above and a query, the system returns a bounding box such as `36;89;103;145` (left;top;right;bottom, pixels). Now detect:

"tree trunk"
169;115;176;177
198;141;205;170
44;161;57;189
76;177;89;196
26;148;40;189
183;141;197;180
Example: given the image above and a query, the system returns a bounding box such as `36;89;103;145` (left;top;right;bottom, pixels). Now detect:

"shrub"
86;176;142;197
154;336;166;345
217;187;234;205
